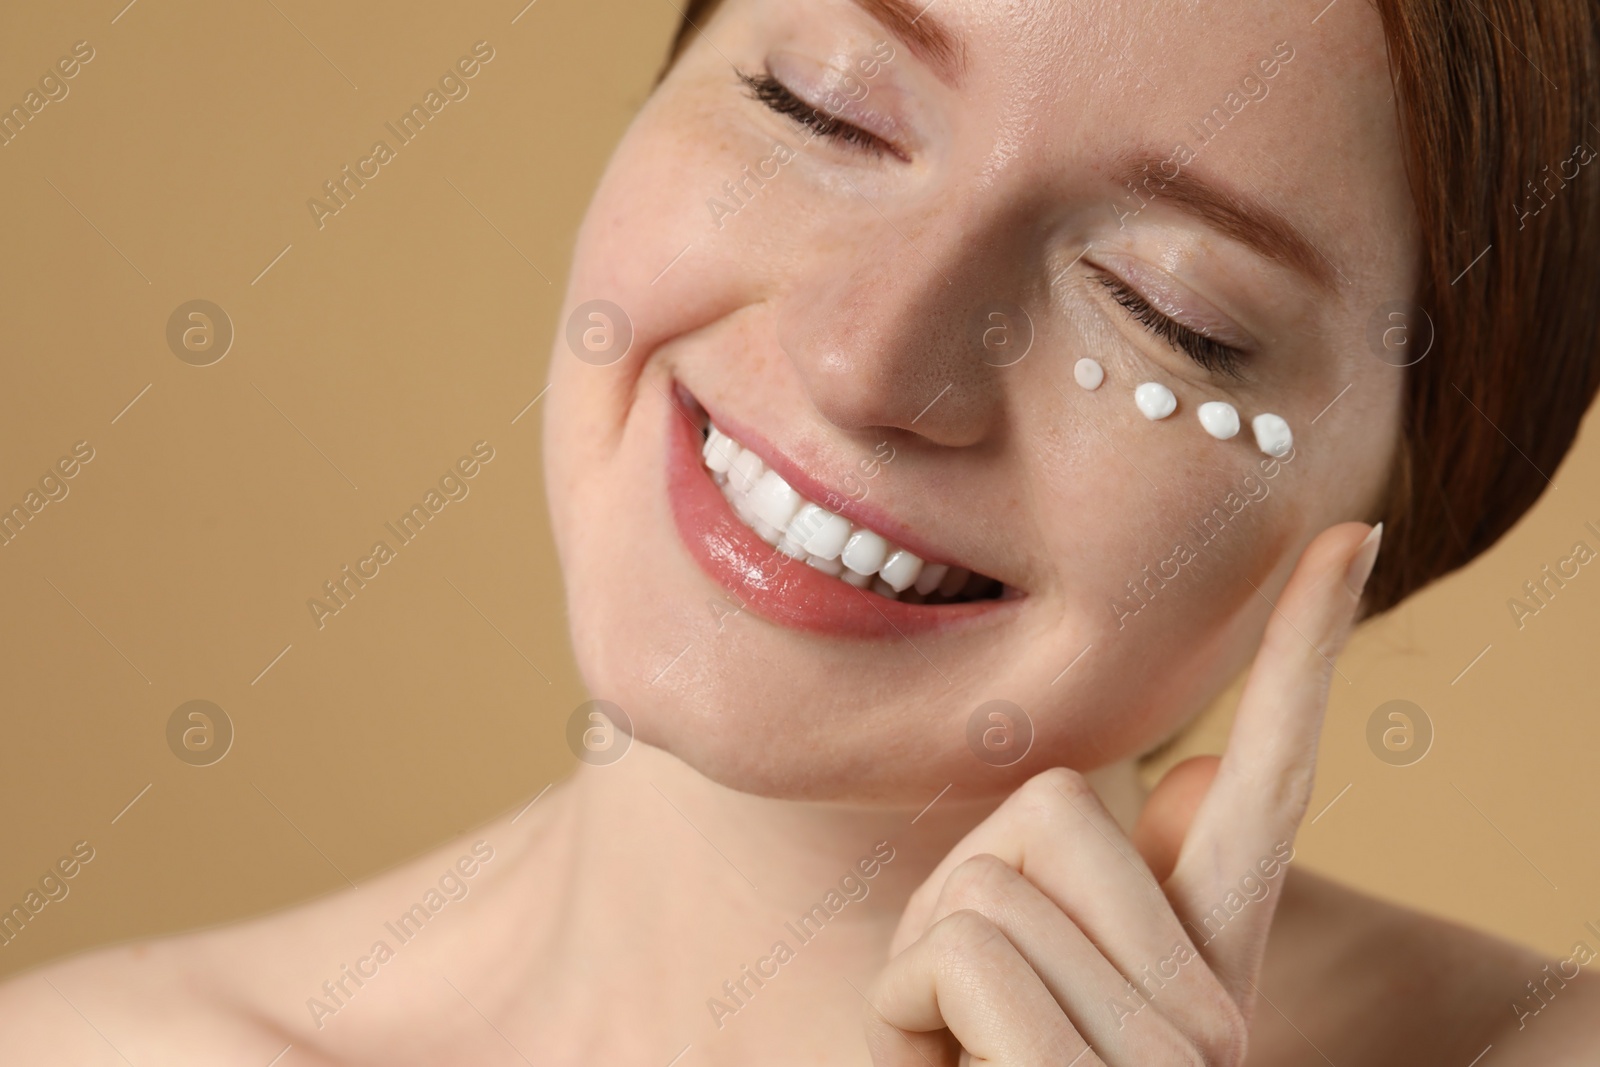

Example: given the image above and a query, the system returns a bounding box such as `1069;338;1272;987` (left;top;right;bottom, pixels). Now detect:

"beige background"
1;0;1596;983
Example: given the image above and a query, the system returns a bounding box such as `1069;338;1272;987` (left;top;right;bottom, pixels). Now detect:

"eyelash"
739;70;889;156
1094;273;1246;379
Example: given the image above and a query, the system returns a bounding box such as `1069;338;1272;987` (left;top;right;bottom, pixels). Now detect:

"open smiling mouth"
700;422;1007;604
666;380;1019;637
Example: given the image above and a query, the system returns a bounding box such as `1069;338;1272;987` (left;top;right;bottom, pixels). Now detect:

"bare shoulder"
0;927;305;1066
1251;868;1600;1066
0;826;521;1067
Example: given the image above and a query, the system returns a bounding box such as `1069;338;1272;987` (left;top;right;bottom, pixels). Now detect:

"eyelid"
764;50;909;150
1091;252;1256;351
1095;273;1247;380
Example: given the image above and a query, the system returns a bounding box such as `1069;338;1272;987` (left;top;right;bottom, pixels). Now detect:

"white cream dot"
1074;357;1104;390
1134;381;1177;420
1198;401;1240;440
1251;413;1294;456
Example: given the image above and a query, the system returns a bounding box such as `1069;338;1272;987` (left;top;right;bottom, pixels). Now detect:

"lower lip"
665;392;1015;637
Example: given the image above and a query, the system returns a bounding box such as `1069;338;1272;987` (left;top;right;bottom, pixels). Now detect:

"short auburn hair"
662;0;1600;617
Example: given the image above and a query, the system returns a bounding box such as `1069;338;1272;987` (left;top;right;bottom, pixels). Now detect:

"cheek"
546;81;777;466
1022;399;1309;746
1038;386;1308;603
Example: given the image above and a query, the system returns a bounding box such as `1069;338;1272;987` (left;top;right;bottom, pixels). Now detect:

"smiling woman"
2;0;1598;1065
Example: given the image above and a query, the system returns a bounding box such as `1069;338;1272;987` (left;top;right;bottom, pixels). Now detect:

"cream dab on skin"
1074;357;1104;390
1252;413;1294;456
1134;381;1177;420
1197;401;1240;440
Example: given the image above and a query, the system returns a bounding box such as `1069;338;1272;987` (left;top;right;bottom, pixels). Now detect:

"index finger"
1162;520;1381;999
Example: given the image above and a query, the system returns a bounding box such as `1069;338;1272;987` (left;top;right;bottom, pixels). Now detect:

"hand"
862;521;1384;1066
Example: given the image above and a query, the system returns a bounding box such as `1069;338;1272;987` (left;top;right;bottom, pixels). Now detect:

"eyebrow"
846;0;965;87
1114;155;1342;292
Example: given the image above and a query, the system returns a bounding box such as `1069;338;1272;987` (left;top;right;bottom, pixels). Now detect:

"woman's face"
543;0;1414;801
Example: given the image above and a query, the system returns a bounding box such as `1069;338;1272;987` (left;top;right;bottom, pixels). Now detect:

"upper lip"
679;382;1011;587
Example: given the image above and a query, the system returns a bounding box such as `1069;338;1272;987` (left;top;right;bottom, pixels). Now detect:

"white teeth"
729;449;764;493
703;428;737;472
937;566;970;597
702;421;991;602
914;562;949;595
806;554;844;576
750;516;781;545
797;507;850;559
841;528;890;576
750;470;803;529
786;503;825;545
730;491;760;528
879;549;924;593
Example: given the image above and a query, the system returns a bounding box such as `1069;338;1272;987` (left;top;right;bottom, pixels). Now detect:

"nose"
773;207;1036;449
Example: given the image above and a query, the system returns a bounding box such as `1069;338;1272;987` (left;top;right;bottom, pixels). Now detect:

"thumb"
1132;754;1221;882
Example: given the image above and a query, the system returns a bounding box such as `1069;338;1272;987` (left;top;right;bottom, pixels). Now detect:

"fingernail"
1344;521;1383;598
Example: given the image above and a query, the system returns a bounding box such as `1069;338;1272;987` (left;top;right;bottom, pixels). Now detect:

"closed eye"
739;70;893;158
1094;273;1247;379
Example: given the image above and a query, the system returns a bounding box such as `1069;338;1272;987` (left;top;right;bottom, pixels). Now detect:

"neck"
483;743;1147;1064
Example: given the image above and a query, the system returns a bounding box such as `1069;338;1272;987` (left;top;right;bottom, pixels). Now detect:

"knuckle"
1196;997;1250;1066
939;853;1014;906
927;907;1005;959
1015;766;1093;821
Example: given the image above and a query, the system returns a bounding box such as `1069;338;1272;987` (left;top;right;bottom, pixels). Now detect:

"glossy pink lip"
665;382;1019;637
